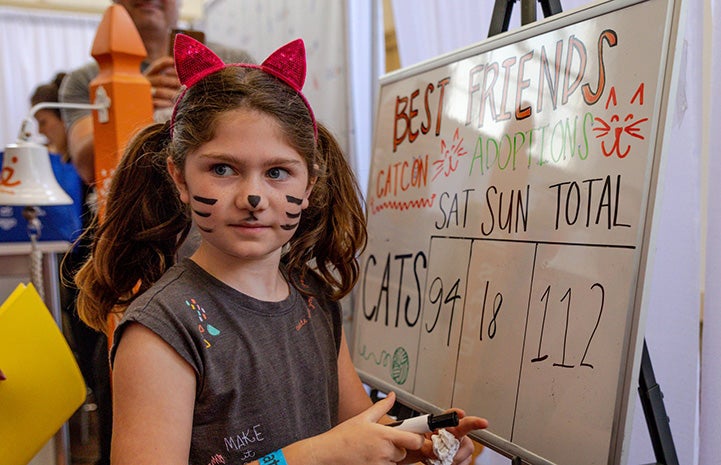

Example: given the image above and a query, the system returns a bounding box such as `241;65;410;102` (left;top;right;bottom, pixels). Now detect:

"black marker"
387;412;459;433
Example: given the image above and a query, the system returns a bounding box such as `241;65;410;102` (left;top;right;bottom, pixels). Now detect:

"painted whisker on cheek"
286;195;302;205
193;195;218;205
191;196;216;230
281;194;304;230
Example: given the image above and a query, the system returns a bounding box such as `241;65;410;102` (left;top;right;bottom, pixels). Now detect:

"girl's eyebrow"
197;152;305;167
263;157;304;167
196;152;239;163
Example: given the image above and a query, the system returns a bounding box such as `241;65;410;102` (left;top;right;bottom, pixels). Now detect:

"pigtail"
287;123;367;300
76;122;191;332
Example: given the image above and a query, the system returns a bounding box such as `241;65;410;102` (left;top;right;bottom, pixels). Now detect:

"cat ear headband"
170;34;317;139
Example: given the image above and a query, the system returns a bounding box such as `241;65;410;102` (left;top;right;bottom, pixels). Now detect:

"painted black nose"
248;195;261;208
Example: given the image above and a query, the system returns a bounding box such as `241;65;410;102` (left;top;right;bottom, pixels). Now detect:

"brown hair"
76;66;367;333
30;72;66;117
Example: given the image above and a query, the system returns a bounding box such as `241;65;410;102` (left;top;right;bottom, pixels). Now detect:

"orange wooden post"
88;5;153;340
90;4;153;218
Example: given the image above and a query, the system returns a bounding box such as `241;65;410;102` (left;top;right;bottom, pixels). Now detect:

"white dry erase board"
350;0;682;464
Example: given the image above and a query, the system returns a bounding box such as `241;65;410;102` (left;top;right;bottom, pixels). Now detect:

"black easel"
638;340;679;465
488;0;563;37
486;3;679;464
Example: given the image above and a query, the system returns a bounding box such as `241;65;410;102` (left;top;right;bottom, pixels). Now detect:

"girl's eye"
267;167;290;180
212;164;235;176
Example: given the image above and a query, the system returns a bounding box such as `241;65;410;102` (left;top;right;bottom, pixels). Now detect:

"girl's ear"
167;157;189;204
301;168;318;210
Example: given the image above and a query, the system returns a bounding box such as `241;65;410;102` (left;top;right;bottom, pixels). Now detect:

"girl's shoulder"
132;259;208;305
290;266;337;303
110;259;223;370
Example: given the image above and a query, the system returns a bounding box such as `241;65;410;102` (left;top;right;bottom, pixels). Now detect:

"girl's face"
169;109;314;266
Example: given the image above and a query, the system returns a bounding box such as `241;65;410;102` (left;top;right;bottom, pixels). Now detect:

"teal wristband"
260;449;288;465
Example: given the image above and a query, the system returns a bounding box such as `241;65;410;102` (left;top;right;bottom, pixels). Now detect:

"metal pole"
43;251;72;465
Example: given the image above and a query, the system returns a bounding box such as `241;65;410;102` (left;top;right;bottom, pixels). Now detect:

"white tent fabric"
0;7;99;148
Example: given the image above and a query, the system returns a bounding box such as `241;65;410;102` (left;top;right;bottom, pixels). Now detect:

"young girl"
75;34;487;465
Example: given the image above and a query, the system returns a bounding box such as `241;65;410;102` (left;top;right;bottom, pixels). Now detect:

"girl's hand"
312;391;426;465
406;409;488;465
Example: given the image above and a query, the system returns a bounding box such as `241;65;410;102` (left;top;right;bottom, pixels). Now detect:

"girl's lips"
231;222;269;229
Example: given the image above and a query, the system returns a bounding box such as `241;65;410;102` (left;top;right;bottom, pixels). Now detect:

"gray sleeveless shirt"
111;259;341;465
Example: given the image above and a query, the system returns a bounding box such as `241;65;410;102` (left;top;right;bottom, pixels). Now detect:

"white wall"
700;1;721;463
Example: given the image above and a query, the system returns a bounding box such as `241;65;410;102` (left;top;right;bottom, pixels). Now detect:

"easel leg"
488;0;515;37
540;0;563;17
487;0;563;37
638;340;679;465
521;0;537;25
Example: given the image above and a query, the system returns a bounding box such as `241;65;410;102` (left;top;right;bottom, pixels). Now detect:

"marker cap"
428;412;459;430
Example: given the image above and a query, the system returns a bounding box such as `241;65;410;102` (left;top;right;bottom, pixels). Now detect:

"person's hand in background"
144;56;181;111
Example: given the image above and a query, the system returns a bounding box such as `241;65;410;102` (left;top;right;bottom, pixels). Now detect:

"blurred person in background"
30;72;68;159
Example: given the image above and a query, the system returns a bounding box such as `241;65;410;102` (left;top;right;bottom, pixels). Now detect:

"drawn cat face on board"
432;128;467;181
593;83;648;159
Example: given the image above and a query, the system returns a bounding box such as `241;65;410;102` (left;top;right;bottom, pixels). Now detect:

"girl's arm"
111;323;196;465
337;328;376;422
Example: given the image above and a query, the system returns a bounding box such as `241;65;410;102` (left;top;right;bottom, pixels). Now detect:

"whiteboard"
350;0;682;464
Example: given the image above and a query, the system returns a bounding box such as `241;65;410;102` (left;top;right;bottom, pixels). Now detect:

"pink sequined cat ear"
257;39;316;138
260;39;307;95
174;33;225;88
171;35;317;139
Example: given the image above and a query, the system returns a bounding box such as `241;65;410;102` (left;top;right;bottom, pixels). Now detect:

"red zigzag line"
370;194;437;214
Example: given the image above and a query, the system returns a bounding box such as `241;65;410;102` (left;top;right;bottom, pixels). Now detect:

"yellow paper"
0;283;87;465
